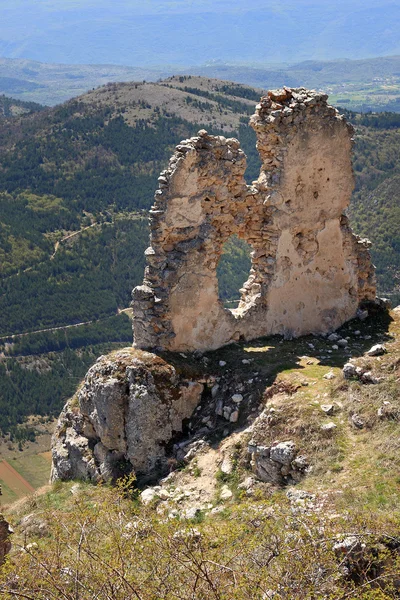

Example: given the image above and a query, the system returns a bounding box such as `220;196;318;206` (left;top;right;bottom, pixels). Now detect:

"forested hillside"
346;111;400;303
0;77;398;440
0;77;261;439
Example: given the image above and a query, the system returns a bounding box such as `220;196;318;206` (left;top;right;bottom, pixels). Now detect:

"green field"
8;454;52;490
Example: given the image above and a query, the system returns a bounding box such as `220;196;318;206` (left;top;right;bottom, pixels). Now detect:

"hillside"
0;95;44;118
2;55;400;112
1;304;399;598
0;76;261;444
0;76;398;443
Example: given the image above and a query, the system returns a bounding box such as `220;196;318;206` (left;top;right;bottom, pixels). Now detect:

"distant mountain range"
1;55;400;112
1;1;400;67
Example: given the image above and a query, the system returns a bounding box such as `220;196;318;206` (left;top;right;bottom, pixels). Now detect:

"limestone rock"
343;363;357;379
323;371;335;380
248;440;307;484
0;514;12;564
132;88;376;353
366;344;387;356
321;404;335;415
220;485;233;500
321;422;337;432
51;348;203;483
140;488;158;505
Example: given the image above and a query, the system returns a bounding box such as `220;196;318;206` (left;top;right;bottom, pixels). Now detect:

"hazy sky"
0;0;398;66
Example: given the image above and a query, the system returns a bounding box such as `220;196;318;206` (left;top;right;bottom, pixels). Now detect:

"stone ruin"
51;88;377;485
132;87;375;352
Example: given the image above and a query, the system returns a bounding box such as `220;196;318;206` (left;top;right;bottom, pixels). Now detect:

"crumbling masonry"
133;87;376;352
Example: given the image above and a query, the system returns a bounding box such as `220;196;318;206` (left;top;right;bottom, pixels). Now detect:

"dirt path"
0;460;35;496
0;308;132;343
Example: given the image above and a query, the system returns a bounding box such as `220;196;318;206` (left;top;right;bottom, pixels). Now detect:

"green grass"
10;454;51;490
0;480;18;506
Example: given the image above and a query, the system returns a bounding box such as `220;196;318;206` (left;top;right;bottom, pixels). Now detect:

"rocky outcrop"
51;348;203;483
52;87;378;486
0;514;12;564
132;87;375;353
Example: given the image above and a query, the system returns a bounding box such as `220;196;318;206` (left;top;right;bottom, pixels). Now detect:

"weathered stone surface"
51;348;203;483
366;344;387;356
132;88;375;352
248;439;307;484
0;514;12;564
343;362;357;379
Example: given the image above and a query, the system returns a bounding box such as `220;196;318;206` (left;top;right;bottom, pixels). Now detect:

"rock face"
132;87;375;352
52;87;378;485
51;348;203;483
0;514;12;564
248;440;308;484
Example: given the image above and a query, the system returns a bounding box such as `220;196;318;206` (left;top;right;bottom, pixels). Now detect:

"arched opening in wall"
217;235;252;309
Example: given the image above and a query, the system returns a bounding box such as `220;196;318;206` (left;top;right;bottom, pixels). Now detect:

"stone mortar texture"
132;87;376;352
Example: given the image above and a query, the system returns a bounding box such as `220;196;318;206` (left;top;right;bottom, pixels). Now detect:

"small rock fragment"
238;477;255;490
323;371;335;380
343;363;357;379
141;488;157;505
231;394;243;403
321;422;337;432
220;485;233;500
328;333;340;342
366;344;386;357
351;414;364;429
229;410;239;423
361;371;379;384
220;456;233;474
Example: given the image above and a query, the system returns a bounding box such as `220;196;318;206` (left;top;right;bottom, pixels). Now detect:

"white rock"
343;363;357;379
158;489;170;500
231;394;243;403
321;422;337;432
220;456;233;474
366;344;386;357
270;441;296;465
220;485;233;500
141;488;157;505
323;371;335;380
219;360;227;367
238;476;255;490
183;507;201;520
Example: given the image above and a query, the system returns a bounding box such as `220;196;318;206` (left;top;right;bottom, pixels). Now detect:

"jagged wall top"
132;88;375;352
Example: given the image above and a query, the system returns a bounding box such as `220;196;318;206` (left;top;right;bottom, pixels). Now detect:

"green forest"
0;81;398;439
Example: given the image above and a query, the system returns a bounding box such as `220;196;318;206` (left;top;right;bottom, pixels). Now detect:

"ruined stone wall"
132;88;376;352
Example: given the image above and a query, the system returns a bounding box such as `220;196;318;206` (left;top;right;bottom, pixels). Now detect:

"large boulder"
51;348;203;483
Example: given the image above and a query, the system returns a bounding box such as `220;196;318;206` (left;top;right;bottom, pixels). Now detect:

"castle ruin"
132;87;376;352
